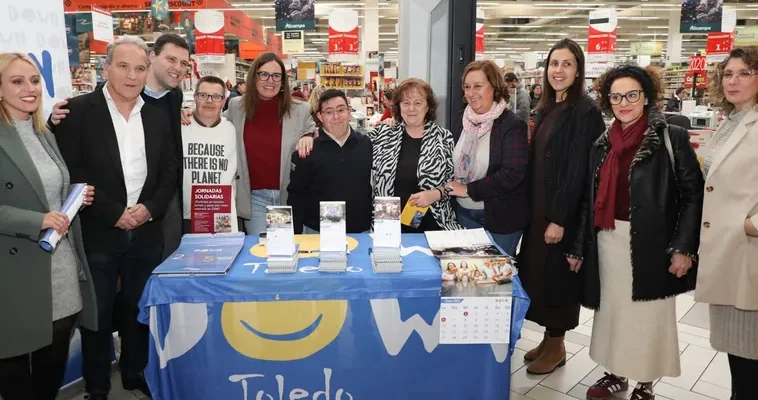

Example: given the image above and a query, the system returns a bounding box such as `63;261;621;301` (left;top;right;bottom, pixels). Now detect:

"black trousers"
0;313;78;400
729;353;758;400
81;230;162;395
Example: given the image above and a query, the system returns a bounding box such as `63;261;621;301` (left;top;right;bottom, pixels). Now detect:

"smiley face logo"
221;300;348;361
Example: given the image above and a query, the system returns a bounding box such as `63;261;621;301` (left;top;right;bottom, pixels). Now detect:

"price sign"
684;71;708;89
706;32;734;63
689;55;707;73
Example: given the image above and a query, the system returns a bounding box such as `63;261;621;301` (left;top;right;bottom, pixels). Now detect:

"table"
138;234;530;400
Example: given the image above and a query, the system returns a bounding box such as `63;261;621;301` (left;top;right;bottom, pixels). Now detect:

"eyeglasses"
608;89;644;105
722;70;756;82
195;93;224;103
320;107;350;118
256;71;283;82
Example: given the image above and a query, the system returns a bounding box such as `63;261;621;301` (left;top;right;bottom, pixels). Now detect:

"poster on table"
328;9;359;55
194;10;226;64
587;9;617;63
275;0;316;31
475;8;485;55
680;0;723;33
191;185;235;234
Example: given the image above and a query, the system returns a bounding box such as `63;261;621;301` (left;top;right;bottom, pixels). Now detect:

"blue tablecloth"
139;234;530;400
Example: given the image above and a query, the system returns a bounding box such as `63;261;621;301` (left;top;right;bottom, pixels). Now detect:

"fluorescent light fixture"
536;3;605;6
638;33;668;36
647;26;669;29
489;25;544;28
619;16;663;20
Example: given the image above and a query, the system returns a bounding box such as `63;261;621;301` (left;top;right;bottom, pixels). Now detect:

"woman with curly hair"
573;65;704;400
695;47;758;400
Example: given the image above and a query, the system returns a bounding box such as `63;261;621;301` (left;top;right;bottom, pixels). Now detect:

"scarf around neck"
455;100;508;183
593;113;649;230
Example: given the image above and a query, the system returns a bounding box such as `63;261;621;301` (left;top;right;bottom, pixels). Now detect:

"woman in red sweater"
224;52;316;234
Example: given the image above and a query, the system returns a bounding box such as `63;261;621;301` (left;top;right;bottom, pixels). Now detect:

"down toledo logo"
221;300;348;361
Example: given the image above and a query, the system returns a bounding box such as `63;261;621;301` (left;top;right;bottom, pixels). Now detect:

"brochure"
266;206;296;256
40;183;87;252
319;201;347;253
400;199;428;229
373;197;401;248
424;228;503;258
152;232;245;275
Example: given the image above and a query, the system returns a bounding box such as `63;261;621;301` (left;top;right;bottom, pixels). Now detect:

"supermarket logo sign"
285;23;306;29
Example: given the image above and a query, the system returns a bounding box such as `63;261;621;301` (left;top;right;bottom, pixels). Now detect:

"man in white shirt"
182;76;239;233
54;36;179;400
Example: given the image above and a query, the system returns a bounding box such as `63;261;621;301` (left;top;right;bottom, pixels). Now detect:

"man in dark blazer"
54;36;178;400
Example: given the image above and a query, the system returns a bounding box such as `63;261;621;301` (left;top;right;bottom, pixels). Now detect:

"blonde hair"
308;85;327;113
0;53;47;132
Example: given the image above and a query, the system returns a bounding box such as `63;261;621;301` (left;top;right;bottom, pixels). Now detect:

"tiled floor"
57;293;728;400
511;292;733;400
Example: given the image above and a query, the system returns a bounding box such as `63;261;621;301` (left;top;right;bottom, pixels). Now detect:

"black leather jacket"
572;110;705;309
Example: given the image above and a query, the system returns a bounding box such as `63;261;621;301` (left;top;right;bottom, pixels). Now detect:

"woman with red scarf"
570;65;704;400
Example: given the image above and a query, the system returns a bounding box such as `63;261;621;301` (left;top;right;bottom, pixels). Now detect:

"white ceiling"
226;0;758;64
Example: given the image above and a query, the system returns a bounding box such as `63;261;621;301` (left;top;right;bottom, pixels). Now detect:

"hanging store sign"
475;8;485;55
587;9;617;63
706;32;734;63
194;10;225;64
630;42;663;56
735;26;758;47
328;9;359;55
680;0;722;33
275;0;316;32
282;31;305;55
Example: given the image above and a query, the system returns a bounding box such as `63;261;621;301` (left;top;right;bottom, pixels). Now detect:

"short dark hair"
676;86;687;96
537;38;586;115
392;78;439;123
318;89;349;111
152;33;190;56
595;65;662;115
504;72;519;82
195;76;226;94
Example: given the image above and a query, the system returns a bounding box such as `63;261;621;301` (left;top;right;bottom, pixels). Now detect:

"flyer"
373;197;401;248
190;184;235;233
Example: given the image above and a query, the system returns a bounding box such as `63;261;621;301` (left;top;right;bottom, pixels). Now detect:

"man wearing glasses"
287;89;373;234
181;76;239;233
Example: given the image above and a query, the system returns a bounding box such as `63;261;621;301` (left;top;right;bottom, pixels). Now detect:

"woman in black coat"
517;39;607;375
572;66;704;400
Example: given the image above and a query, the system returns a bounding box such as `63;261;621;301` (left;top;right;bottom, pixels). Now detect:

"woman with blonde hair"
307;84;327;129
0;53;97;400
696;47;758;400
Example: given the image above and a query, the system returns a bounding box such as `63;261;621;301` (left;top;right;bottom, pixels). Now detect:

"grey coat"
223;97;316;220
0;119;97;358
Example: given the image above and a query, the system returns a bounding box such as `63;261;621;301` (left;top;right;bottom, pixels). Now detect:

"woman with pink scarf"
445;60;529;257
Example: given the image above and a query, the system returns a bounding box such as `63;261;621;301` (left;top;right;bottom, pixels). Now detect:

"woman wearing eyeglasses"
695;48;758;400
181;76;239;233
224;52;316;235
574;65;703;400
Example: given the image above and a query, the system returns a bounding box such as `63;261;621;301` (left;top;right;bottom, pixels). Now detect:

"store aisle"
57;292;729;400
512;292;733;400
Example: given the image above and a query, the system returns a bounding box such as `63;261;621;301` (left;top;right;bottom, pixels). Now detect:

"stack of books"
372;197;403;273
265;206;299;274
318;201;348;273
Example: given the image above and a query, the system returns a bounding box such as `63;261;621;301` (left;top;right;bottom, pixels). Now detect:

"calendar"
439;296;512;344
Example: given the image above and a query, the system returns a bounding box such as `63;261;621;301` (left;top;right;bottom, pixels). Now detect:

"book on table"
319;201;348;272
152;232;245;276
372;197;403;273
266;206;298;274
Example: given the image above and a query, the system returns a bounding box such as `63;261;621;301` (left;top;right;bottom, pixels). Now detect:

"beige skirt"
589;220;681;382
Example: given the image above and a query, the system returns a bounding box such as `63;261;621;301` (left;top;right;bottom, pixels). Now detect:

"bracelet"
436;187;446;200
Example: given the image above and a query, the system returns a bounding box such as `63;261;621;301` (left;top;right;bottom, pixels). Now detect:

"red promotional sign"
329;27;359;55
475;27;484;54
194;10;225;64
689;55;706;73
587;9;617;63
706;32;733;57
684;71;708;89
190;185;233;233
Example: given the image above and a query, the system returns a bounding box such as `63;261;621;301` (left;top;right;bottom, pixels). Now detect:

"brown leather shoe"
526;335;566;375
524;332;547;362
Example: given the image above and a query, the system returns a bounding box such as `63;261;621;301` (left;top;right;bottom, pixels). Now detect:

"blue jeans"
244;189;280;235
456;206;523;257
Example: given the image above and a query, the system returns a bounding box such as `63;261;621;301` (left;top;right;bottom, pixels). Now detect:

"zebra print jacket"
369;121;463;231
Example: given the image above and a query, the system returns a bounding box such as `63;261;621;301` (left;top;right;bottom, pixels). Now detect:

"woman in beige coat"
695;47;758;400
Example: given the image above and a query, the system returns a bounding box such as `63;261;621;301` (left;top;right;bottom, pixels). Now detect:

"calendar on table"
439;296;512;344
